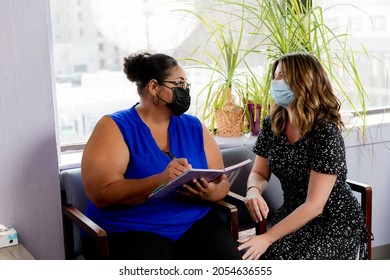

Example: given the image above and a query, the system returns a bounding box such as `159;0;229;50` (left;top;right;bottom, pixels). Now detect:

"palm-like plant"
243;62;273;134
228;0;370;129
176;0;370;134
178;0;258;136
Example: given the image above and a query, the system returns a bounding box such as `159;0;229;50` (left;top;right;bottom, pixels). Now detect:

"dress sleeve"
310;123;347;175
253;116;273;158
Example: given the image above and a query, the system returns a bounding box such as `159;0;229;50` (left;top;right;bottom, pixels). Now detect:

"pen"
163;150;176;159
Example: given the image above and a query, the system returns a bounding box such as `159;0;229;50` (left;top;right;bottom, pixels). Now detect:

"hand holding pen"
162;150;191;182
162;150;227;200
162;150;205;198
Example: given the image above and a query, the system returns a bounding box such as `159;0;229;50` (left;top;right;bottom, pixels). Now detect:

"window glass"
51;0;390;146
317;0;390;112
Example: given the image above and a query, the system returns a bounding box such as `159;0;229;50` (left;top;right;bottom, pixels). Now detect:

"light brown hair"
270;52;344;136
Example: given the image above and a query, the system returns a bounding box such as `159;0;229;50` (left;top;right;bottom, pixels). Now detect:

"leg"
82;230;175;260
261;234;360;260
174;210;242;260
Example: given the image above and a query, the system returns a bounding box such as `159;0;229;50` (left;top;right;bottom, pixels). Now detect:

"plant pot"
215;106;244;137
247;102;261;136
214;86;245;137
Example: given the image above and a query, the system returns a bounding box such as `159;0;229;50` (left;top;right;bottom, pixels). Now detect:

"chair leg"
63;216;75;260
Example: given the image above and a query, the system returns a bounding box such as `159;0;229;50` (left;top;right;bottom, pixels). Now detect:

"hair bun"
123;52;151;82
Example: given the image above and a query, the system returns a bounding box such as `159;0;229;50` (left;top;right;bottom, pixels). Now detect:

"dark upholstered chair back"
60;168;89;259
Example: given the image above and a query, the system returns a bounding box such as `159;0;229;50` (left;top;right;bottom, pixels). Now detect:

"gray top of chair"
60;168;89;212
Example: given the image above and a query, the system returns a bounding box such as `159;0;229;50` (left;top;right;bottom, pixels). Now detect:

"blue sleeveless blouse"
85;104;210;240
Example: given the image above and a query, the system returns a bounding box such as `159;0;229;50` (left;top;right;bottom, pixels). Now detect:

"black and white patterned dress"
254;116;367;260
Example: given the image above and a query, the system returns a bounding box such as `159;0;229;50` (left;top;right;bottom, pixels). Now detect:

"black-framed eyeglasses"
159;80;191;90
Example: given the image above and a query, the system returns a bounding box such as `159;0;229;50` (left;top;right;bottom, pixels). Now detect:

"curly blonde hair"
270;52;344;136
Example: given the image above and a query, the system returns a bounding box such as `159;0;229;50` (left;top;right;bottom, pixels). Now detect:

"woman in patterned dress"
238;52;367;260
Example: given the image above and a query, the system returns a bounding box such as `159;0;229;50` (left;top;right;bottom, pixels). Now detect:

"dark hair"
123;52;178;94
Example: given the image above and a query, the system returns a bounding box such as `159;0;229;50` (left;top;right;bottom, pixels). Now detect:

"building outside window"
50;0;390;148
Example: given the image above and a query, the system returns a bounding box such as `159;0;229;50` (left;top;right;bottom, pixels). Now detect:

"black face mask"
158;87;191;116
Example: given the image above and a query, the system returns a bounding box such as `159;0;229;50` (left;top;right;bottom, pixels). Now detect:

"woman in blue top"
81;52;242;260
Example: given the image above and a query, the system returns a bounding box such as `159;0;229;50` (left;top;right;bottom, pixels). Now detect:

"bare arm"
245;155;271;222
82;116;190;208
239;170;336;259
263;170;336;243
247;155;271;192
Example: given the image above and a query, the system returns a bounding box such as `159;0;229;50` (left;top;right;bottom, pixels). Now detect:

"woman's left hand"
237;234;272;260
178;174;227;200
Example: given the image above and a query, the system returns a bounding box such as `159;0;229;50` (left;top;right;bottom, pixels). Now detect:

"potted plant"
178;0;370;135
243;62;273;136
178;1;257;136
232;0;370;130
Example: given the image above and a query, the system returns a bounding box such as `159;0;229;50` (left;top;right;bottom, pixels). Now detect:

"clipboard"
150;158;252;198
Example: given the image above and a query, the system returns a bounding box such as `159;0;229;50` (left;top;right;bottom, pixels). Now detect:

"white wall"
0;0;64;259
345;120;390;249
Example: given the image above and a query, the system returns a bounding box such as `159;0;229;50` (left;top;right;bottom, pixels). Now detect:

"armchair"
60;168;109;259
60;168;238;260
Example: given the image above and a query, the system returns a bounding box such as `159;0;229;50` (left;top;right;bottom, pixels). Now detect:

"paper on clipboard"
149;158;252;198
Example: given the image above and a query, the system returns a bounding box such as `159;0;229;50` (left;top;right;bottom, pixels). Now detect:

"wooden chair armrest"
347;180;372;223
214;200;239;240
226;191;246;202
62;204;109;259
347;179;372;193
347;180;373;260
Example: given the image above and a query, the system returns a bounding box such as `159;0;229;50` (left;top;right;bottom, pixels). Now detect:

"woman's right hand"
245;189;269;223
161;158;191;183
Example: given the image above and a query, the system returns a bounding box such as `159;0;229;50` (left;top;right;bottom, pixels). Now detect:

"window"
74;64;87;73
99;59;105;69
348;17;362;32
51;0;390;147
79;28;84;38
373;15;386;31
318;0;390;112
98;43;104;52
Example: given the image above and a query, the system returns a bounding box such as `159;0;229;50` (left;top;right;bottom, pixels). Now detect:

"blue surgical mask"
270;80;296;108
